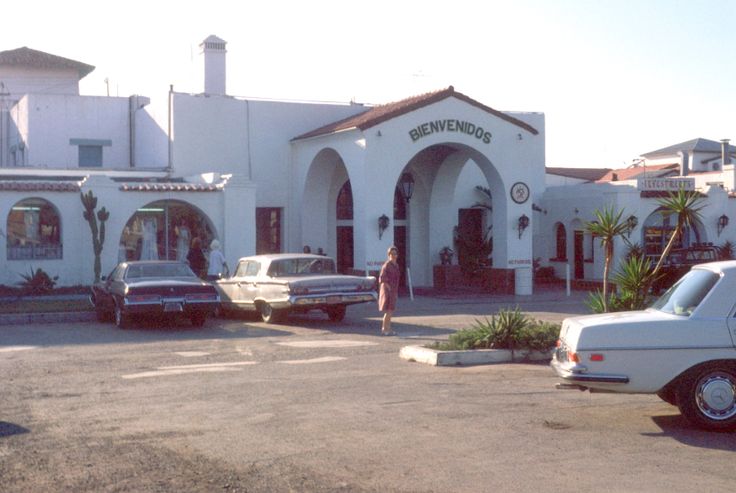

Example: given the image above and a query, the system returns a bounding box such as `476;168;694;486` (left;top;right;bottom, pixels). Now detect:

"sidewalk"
0;286;593;326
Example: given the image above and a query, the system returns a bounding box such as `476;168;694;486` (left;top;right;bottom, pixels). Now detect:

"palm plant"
585;206;630;312
651;189;706;277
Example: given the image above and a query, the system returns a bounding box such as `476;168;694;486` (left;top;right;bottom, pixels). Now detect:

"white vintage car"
214;253;377;323
552;260;736;431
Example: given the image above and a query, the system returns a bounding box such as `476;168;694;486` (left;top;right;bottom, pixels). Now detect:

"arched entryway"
397;143;505;288
118;200;216;262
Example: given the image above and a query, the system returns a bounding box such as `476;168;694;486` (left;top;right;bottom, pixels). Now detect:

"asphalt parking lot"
1;290;735;492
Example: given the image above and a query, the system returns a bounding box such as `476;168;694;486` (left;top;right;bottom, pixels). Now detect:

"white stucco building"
4;37;731;295
0;38;544;294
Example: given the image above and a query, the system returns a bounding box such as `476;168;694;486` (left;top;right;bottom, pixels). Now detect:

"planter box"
432;265;515;294
399;345;552;367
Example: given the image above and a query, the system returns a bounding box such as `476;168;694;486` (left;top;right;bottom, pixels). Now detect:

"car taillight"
568;351;580;363
185;293;219;302
127;294;161;303
590;353;605;362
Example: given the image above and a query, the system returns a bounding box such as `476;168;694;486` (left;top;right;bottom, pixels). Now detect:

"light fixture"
378;214;390;239
518;214;530;239
718;214;729;236
626;214;638;237
399;172;415;203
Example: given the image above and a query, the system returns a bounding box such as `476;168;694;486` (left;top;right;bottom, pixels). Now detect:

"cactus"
81;191;110;283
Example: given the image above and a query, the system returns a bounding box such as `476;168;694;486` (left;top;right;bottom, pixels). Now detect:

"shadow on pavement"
0;421;30;438
645;415;736;450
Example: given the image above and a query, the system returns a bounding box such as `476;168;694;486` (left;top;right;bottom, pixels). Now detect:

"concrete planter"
399;345;552;367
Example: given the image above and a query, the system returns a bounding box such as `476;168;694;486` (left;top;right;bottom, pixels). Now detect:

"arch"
302;147;351;262
118;199;216;262
641;208;705;260
6;197;62;260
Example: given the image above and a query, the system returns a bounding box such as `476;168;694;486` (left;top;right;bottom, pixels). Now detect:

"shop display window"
6;198;62;260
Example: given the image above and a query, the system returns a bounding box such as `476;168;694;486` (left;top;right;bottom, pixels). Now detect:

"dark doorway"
256;208;281;254
393;225;407;287
457;208;484;267
574;230;584;279
335;181;354;273
336;226;353;274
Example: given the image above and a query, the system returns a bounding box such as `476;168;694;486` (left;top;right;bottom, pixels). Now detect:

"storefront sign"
637;177;695;191
508;259;532;265
409;119;492;144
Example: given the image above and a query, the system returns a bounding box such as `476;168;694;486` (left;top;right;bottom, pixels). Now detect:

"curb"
0;311;96;326
399;345;551;366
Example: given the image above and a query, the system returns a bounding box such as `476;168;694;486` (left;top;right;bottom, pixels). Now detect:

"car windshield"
125;263;196;279
652;268;720;316
267;258;336;277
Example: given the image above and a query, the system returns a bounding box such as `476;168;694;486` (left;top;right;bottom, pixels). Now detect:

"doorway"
574;230;584;279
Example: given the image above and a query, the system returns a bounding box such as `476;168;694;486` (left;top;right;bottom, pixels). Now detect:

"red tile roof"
0;47;95;79
546;167;610;181
596;163;678;182
0;181;81;192
119;183;223;192
292;86;539;141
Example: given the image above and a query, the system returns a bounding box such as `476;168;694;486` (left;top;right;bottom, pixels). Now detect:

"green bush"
18;267;58;296
429;307;560;353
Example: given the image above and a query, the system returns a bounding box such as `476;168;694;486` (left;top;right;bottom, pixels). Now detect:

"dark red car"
91;261;220;328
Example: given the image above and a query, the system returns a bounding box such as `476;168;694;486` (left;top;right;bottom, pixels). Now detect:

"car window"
245;261;260;276
235;261;248;277
652;269;720;316
267;258;336;277
126;263;196;279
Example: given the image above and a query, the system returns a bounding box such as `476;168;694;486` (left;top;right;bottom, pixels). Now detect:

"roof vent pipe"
721;139;731;166
678;151;689;176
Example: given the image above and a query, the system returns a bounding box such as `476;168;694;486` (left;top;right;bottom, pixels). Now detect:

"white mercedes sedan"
552;261;736;431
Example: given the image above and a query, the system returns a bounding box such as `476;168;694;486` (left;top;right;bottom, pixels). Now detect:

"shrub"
428;307;560;354
18;267;58;296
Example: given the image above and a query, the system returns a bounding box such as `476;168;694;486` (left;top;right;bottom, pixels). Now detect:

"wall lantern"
399;172;415;203
718;214;729;236
626;215;638;237
378;214;390;239
518;214;530;239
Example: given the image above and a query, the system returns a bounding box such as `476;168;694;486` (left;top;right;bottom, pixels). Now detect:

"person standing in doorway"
206;239;228;280
378;246;400;336
186;237;207;278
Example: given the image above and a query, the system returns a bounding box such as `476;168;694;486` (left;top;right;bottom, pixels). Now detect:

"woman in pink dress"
378;246;401;336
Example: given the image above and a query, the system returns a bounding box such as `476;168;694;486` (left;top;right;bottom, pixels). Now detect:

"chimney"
200;35;227;95
678;150;689;176
721;139;731;166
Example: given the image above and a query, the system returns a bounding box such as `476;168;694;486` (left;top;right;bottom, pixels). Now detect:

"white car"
552;261;736;431
214;253;377;323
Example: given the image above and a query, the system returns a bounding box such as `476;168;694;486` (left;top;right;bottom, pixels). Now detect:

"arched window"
336;181;353;220
555;223;567;260
118;200;216;262
7;198;62;260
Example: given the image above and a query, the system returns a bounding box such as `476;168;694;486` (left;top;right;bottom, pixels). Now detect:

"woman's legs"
381;310;393;334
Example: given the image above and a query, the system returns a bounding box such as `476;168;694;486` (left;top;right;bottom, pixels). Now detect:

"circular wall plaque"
510;182;530;204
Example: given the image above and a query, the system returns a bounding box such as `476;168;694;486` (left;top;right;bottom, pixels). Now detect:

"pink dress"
378;260;400;312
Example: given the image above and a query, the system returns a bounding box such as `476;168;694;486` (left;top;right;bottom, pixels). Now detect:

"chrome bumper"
550;357;630;384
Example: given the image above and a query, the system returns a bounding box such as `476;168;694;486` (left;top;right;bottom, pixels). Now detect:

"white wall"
0;66;80;97
21;94;132;168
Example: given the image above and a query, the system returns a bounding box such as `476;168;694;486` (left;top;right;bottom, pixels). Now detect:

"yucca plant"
585;206;630;312
611;255;657;311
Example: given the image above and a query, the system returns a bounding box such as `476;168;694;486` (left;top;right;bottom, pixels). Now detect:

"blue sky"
3;0;735;169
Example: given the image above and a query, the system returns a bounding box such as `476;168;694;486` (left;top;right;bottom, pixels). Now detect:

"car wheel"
326;305;346;322
190;312;207;327
114;302;131;329
260;303;286;324
656;387;677;406
676;366;736;431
